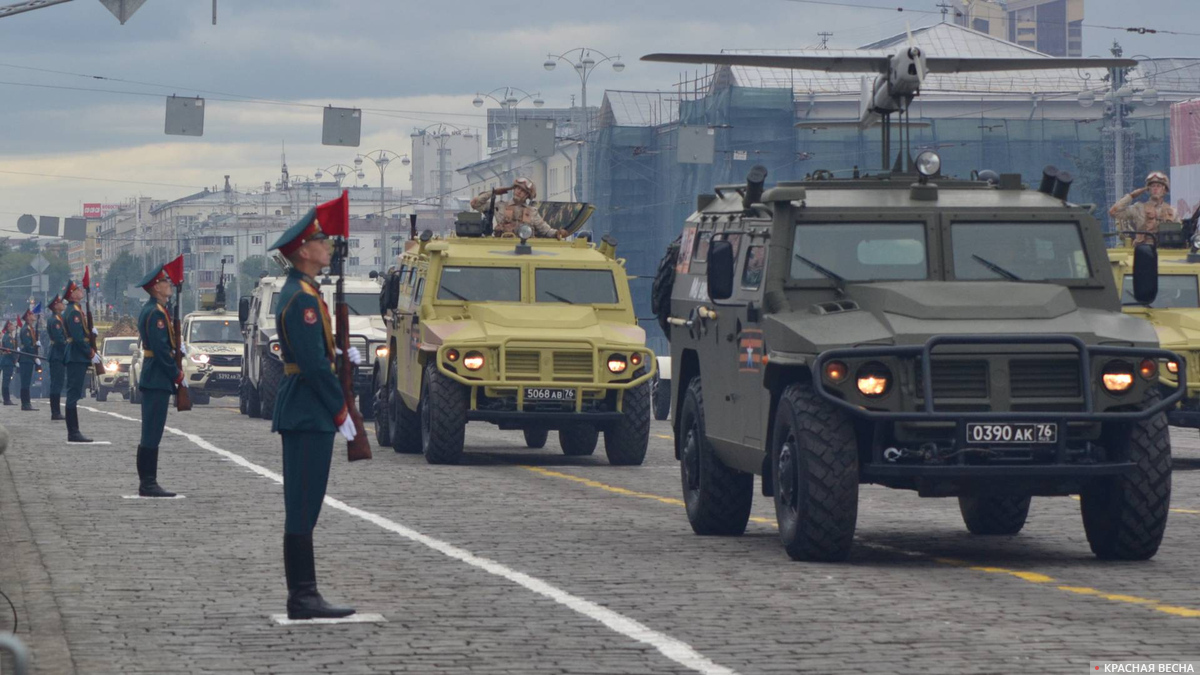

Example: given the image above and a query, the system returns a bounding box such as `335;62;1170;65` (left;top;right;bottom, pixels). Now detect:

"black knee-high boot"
50;395;64;421
66;406;92;443
136;445;175;497
20;388;36;411
283;533;354;620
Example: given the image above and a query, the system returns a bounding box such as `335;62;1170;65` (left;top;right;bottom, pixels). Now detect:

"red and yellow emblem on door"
738;329;763;373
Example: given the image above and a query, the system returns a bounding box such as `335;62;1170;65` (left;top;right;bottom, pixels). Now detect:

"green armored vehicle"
373;206;654;465
656;159;1182;562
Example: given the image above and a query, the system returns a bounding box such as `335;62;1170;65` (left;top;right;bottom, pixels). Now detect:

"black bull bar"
811;334;1186;423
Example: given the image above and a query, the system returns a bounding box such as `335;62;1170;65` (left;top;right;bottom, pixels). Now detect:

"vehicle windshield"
1123;274;1200;308
437;267;520;302
342;293;377;316
103;338;138;356
790;223;927;282
188;320;241;343
535;269;618;304
267;292;279;316
952;223;1090;281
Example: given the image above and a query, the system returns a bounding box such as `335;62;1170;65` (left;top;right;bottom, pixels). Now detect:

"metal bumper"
98;373;129;388
467;410;625;427
1168;409;1200;428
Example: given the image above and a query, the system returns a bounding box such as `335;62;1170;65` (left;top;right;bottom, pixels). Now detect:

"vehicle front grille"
504;351;540;380
1010;359;1081;398
915;359;988;399
208;355;242;368
117;364;130;373
553;352;593;382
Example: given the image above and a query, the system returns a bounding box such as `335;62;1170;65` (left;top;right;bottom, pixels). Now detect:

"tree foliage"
101;251;146;317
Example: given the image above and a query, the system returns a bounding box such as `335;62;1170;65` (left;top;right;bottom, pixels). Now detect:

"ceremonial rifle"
319;190;371;461
82;267;102;378
165;256;192;411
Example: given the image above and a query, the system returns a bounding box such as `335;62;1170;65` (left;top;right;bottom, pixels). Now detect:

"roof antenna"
936;1;952;22
818;31;833;49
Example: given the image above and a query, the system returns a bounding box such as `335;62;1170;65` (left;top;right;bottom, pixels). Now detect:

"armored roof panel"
696;180;1079;213
423;237;614;264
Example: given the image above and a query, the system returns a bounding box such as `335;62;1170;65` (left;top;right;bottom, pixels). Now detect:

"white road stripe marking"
121;495;186;500
270;613;387;626
81;406;738;675
66;440;112;445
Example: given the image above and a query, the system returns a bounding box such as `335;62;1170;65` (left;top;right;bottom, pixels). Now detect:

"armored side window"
742;245;766;290
693;230;714;263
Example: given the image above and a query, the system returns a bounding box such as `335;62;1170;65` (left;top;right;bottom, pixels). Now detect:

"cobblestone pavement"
2;398;1200;674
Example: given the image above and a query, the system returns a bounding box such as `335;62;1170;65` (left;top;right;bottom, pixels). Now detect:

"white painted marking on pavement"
80;406;739;675
270;613;387;626
121;495;186;500
66;441;112;445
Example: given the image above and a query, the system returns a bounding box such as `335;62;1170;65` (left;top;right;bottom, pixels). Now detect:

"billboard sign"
1170;99;1200;221
83;203;121;219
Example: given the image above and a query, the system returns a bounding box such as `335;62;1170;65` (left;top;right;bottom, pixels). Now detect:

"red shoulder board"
303;307;318;325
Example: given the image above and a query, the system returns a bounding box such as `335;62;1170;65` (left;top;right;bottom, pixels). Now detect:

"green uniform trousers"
66;363;88;407
281;431;334;535
140;390;170;449
1;365;12;400
48;360;64;396
18;361;33;391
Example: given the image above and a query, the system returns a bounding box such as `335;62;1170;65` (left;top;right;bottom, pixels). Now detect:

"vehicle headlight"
269;342;281;354
375;345;388;359
189;353;210;364
517;224;534;241
915;150;941;177
105;361;119;372
607;354;628;374
1102;362;1134;394
1167;360;1180;374
856;363;891;397
463;351;485;371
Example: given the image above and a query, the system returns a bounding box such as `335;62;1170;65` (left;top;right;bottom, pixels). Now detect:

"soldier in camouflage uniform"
46;295;67;421
269;209;360;620
134;263;186;498
18;308;39;411
470;178;566;238
1110;171;1178;246
1;320;15;406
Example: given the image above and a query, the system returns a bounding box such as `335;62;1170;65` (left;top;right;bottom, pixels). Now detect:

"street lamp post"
543;48;624;202
472;87;544;183
355;150;410;270
414;123;477;226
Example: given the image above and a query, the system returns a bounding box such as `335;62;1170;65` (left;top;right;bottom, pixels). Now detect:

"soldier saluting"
269;210;360;620
46;295;68;421
1;321;15;406
62;279;103;443
18;308;40;412
470;177;567;239
134;262;187;498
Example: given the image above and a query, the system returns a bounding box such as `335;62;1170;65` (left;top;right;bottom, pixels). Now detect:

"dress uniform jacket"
137;299;181;392
271;270;347;434
63;302;93;364
47;312;67;363
18;323;37;365
0;332;14;369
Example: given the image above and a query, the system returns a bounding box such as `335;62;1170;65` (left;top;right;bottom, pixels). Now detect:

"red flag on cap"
316;190;350;238
164;255;185;285
82;266;90;290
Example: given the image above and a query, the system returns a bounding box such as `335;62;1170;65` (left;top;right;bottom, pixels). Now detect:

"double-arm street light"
355;150;410;269
543;47;624;202
314;163;363;187
472;87;544;181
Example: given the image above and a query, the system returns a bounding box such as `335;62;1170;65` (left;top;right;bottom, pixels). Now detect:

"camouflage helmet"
512;177;537;200
1146;171;1170;191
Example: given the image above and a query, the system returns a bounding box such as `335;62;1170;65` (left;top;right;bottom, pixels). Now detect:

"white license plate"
525;388;576;402
212;372;240;381
966;423;1058;445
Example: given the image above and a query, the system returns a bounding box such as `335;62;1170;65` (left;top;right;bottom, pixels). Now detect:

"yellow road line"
654;434;673;440
524;466;1200;620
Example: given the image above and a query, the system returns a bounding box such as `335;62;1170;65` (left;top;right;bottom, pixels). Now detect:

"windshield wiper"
971;254;1022;281
793;253;846;295
440;286;469;302
543;291;575;304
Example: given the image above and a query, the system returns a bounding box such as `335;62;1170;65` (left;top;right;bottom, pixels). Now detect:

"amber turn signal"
824;361;848;383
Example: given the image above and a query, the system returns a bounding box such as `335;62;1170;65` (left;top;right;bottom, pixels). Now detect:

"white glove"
35;358;41;366
338;417;356;442
335;347;363;365
91;327;99;337
180;345;189;356
179;379;189;389
91;353;102;365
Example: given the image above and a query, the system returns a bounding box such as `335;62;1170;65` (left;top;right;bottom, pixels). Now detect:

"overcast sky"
0;0;1196;228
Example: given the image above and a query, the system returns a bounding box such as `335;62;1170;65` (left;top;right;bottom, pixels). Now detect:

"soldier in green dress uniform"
62;280;102;443
134;264;186;497
1;321;15;406
18;308;39;411
46;295;67;421
269;209;360;620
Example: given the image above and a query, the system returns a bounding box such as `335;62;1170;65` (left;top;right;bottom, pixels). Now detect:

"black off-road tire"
1081;389;1171;560
604;380;650;466
524;428;549;449
958;495;1032;535
420;362;468;464
95;387;108;402
258;357;282;420
652;372;671;421
651;235;681;336
359;385;375;421
772;382;859;561
130;377;142;404
679;378;752;536
246;382;261;418
389;358;421;454
374;384;392;447
559;425;599;456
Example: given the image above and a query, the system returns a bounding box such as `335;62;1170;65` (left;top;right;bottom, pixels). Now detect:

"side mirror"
238;297;250;327
707;240;735;301
1131;243;1159;305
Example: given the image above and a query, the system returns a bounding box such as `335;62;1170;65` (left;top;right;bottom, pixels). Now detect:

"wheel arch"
761;362;813;497
672;349;701;459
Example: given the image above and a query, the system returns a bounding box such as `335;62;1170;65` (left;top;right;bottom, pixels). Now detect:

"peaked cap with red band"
137;255;185;291
269;206;328;257
62;279;80;298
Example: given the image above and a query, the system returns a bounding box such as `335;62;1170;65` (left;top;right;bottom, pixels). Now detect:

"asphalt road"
2;396;1200;674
